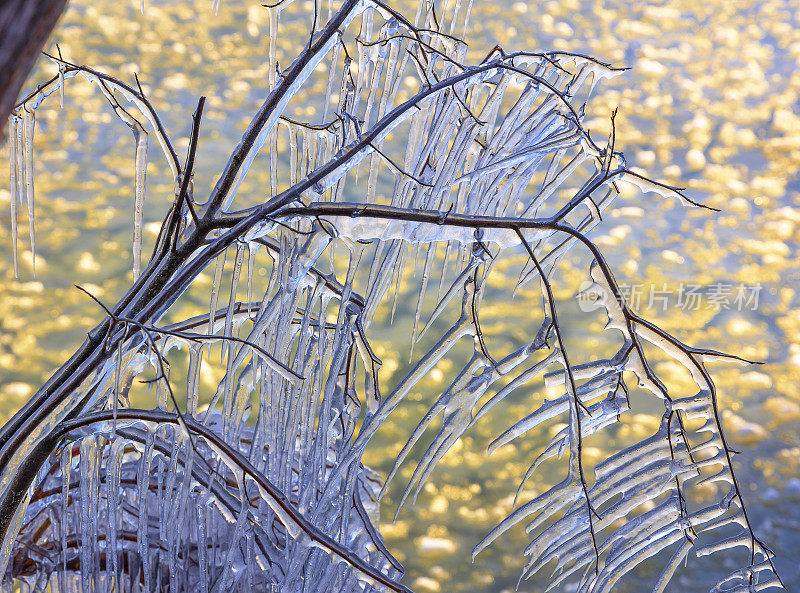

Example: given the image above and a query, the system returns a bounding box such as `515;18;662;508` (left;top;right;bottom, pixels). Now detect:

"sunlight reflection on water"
0;0;799;590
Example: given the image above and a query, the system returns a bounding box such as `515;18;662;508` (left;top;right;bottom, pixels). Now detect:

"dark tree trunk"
0;0;68;144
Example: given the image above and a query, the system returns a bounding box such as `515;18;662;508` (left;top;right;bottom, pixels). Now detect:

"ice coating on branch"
326;216;551;246
214;0;368;211
2;1;781;592
40;65;179;180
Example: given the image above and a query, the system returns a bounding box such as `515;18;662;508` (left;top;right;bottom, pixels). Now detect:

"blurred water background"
0;0;799;591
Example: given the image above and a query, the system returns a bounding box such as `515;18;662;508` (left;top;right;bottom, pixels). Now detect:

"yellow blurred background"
0;0;798;590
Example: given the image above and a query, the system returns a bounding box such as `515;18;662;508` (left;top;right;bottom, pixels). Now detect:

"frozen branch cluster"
1;0;783;592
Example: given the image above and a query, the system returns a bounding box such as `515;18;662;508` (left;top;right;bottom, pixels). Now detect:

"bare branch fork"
0;0;784;591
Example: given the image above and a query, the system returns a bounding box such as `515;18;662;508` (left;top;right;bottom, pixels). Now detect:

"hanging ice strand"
23;107;36;276
265;2;280;198
58;60;65;108
8;117;19;278
132;125;148;281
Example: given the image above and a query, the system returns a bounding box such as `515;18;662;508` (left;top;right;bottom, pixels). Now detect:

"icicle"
23;108;36;276
186;343;203;414
301;127;312;179
157;455;167;542
417;257;479;343
155;356;169;410
195;495;210;593
322;42;341;123
473;478;581;559
245;530;255;591
222;242;245;366
288;123;299;187
106;439;126;587
221;245;245;438
112;341;121;438
137;430;155;592
246;242;257;318
58;62;65;108
266;5;279;198
60;446;72;591
9;117;18;277
409;245;432;360
79;436;100;592
132;129;148;281
389;244;405;324
65;65;178;180
168;437;193;593
266;5;278;91
364;151;380;208
209;245;227;358
15;116;26;261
